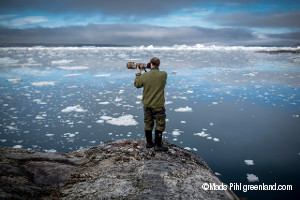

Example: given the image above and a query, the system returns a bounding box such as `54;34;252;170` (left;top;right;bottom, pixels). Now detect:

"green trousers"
143;106;166;132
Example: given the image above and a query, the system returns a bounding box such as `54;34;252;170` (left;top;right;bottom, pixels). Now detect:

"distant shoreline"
256;49;300;54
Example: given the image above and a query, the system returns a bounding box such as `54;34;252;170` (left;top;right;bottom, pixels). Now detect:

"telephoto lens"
127;62;146;70
127;62;150;70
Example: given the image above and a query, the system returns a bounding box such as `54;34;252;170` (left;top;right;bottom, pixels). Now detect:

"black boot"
145;130;154;148
154;130;168;151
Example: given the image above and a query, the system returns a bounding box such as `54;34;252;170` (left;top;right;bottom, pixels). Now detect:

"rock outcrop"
0;139;238;200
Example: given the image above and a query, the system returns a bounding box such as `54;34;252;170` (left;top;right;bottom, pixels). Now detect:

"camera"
127;62;151;70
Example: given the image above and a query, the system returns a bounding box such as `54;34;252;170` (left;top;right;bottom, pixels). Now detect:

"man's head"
150;57;160;68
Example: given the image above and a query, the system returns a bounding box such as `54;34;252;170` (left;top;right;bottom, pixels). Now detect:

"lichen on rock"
0;138;238;199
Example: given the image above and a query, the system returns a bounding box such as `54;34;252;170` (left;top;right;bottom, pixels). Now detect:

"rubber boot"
145;130;154;148
154;130;168;151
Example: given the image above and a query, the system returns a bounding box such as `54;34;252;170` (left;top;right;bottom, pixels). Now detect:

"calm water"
0;46;299;199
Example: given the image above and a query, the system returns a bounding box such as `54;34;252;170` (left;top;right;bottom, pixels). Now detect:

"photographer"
134;57;168;151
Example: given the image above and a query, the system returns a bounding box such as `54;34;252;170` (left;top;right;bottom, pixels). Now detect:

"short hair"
150;57;160;67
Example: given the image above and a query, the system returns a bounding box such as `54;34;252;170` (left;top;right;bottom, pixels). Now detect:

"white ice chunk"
7;78;22;84
62;73;82;77
99;101;110;105
184;147;191;151
247;174;259;182
94;74;111;77
96;119;104;123
100;116;113;120
61;105;87;113
51;60;73;65
165;101;173;105
31;81;55;87
244;160;254;166
174;106;192;112
13;145;23;149
172;131;181;136
106;114;138;126
0;57;19;64
194;131;209;137
57;66;89;70
45;134;54;137
213;138;220;142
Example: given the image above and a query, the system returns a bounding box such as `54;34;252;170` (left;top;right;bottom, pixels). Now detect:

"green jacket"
134;68;167;107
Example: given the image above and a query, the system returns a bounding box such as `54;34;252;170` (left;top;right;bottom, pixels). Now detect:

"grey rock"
0;139;238;200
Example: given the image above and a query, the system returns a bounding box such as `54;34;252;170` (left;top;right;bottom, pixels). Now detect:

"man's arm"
134;67;143;88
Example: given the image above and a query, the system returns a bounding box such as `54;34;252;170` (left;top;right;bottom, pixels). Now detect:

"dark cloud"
207;11;300;28
1;23;294;46
0;0;198;17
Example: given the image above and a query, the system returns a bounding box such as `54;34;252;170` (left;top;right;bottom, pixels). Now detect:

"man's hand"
137;66;142;74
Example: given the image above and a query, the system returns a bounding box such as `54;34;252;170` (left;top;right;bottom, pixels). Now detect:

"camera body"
127;62;151;70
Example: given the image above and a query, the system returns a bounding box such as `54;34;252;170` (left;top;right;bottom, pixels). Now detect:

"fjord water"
0;45;299;199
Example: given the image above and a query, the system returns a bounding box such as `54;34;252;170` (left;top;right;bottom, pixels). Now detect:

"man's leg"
144;107;154;148
153;107;168;151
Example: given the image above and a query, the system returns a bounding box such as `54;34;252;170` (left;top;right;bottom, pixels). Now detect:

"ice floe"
51;60;73;65
0;57;19;64
106;114;138;126
244;160;254;166
61;105;87;113
94;74;111;77
57;66;89;70
31;81;55;87
174;106;192;112
247;174;259;182
12;145;23;149
7;78;22;84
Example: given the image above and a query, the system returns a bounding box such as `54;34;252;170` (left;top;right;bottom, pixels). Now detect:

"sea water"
0;45;299;199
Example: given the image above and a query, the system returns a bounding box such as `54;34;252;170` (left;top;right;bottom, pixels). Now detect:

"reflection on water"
0;46;299;199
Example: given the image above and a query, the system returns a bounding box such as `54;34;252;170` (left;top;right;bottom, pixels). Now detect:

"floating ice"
244;160;254;166
213;138;220;142
210;122;214;126
215;172;221;176
0;139;7;142
94;74;111;77
44;149;57;153
243;72;256;77
194;131;209;137
99;101;110;105
7;78;22;84
57;66;89;70
51;60;73;65
13;145;23;149
0;57;18;64
165;101;173;105
100;116;113;120
45;134;54;137
172;131;181;136
180;121;186;123
62;74;82;77
61;105;87;113
174;106;192;112
186;90;194;93
106;114;138;126
31;81;55;87
6;125;18;131
96;119;104;123
184;147;191;151
247;174;259;182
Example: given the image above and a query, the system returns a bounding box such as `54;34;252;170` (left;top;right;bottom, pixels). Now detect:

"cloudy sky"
0;0;299;46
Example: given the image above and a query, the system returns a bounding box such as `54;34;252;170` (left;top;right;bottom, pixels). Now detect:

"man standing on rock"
134;57;168;151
